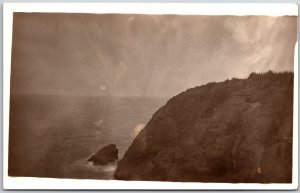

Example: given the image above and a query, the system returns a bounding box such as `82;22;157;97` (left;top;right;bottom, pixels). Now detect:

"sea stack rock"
88;144;118;165
114;72;293;183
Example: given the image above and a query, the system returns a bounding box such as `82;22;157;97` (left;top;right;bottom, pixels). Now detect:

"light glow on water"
132;124;145;138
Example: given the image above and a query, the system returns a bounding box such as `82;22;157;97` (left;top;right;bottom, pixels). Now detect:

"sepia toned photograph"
3;3;298;190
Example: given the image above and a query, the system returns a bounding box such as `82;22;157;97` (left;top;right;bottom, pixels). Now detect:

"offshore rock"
88;144;118;166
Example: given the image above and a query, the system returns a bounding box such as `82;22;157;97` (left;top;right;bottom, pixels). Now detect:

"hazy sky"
11;13;297;97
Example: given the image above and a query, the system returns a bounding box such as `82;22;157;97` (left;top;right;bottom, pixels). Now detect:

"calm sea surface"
8;95;167;179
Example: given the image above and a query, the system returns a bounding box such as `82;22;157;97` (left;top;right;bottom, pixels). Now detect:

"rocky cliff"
114;71;294;183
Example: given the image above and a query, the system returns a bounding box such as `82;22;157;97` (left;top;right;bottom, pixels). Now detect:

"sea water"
8;95;167;180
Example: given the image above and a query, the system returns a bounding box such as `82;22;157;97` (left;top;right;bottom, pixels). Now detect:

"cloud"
224;17;277;45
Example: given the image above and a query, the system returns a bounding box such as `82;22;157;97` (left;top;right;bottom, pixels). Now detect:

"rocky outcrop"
88;144;118;165
114;71;294;183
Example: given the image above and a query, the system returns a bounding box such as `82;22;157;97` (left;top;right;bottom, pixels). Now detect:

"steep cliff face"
114;72;294;183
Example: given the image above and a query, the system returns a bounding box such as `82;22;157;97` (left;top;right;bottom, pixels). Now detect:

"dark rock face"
114;72;294;183
88;144;118;165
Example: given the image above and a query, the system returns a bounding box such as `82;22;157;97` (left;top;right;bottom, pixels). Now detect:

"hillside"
114;71;294;183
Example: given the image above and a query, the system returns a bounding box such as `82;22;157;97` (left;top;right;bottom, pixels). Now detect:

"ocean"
8;95;167;180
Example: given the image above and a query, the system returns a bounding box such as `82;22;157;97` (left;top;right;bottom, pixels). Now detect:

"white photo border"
2;3;299;190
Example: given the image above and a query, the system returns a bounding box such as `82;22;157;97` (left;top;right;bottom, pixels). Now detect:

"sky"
10;13;297;97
